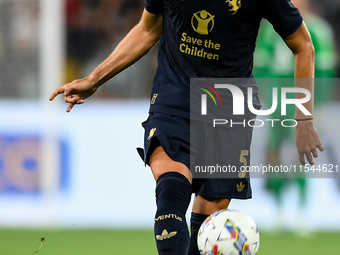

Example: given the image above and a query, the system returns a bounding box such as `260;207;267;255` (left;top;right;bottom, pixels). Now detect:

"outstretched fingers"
66;103;75;113
65;96;84;112
298;141;324;166
49;86;65;101
68;99;84;112
317;143;325;152
49;84;85;112
295;122;325;166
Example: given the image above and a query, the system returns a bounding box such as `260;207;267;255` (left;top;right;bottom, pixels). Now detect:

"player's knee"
150;146;192;182
155;172;192;209
193;195;231;215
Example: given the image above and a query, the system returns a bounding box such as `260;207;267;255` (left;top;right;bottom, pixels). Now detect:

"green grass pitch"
0;228;339;255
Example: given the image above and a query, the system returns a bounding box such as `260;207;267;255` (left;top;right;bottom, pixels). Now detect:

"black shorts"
137;112;252;199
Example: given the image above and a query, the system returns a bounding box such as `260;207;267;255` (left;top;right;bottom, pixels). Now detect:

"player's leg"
266;148;285;227
149;145;192;255
140;113;193;255
295;175;308;234
265;107;290;230
188;123;253;255
188;195;231;255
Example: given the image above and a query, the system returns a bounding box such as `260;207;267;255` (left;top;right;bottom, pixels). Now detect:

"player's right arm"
49;9;163;112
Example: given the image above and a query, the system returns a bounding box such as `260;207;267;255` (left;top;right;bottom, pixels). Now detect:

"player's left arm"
283;22;324;165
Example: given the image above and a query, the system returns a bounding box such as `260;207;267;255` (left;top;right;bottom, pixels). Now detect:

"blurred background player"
253;0;337;234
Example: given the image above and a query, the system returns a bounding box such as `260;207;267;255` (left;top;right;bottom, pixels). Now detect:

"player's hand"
295;120;324;165
49;78;98;112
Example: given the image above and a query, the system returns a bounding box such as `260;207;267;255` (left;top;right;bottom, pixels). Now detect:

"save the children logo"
191;10;215;35
178;11;220;60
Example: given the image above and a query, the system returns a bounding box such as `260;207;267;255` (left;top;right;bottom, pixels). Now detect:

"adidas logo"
156;229;177;240
237;182;245;192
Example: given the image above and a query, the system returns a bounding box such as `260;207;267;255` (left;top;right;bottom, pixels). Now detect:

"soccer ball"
197;209;260;255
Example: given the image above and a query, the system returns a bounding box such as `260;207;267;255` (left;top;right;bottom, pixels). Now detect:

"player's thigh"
149;145;192;183
192;195;231;215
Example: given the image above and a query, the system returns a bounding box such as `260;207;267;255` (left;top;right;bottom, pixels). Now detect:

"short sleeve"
145;0;163;14
261;0;303;38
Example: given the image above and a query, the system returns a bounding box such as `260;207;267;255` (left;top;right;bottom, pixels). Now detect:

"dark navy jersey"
145;0;303;119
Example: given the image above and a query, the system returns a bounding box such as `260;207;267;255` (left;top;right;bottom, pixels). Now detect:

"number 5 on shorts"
238;150;249;178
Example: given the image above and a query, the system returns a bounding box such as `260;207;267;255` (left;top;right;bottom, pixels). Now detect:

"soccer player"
50;0;324;254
